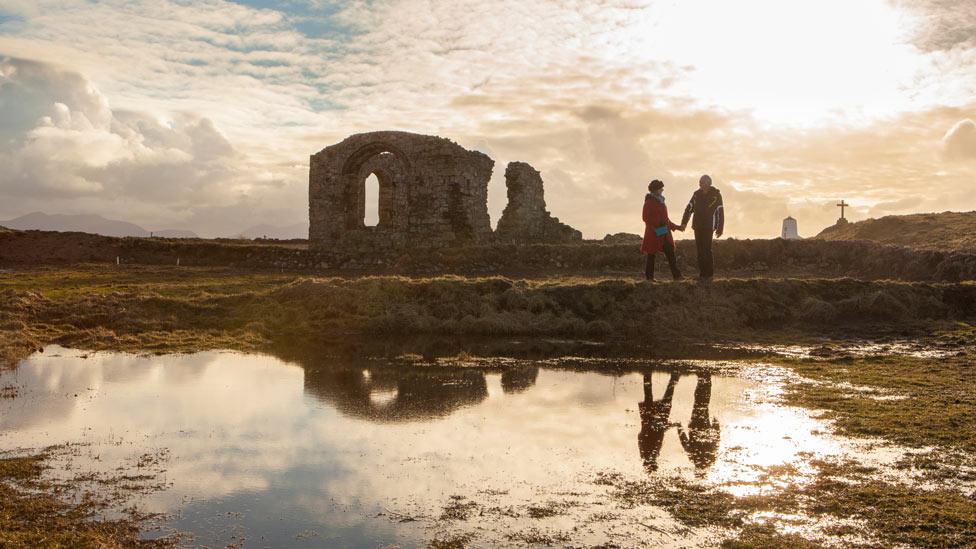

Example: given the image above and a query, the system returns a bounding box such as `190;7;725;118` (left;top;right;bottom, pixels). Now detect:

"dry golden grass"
2;266;974;370
816;211;976;252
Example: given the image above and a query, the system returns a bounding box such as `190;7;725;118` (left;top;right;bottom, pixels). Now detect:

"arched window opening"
364;172;380;227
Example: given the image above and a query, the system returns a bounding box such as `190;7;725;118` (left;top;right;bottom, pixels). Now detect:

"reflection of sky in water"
0;347;860;547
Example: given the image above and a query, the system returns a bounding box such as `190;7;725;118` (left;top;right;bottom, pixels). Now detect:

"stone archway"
353;150;407;230
309;131;494;250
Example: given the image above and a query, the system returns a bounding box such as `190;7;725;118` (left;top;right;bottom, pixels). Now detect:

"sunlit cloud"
0;0;974;237
944;119;976;161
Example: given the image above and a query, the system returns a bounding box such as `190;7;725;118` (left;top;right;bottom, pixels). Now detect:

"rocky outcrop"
495;162;581;243
603;233;642;245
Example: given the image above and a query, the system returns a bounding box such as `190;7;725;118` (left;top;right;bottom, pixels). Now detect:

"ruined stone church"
308;131;580;250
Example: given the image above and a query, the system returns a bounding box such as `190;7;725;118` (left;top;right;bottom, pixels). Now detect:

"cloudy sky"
0;0;974;238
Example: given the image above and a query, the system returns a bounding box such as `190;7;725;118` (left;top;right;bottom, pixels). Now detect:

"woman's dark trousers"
645;239;681;280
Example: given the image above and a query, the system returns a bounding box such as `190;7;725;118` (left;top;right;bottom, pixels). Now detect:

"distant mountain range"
0;212;308;240
0;212;192;238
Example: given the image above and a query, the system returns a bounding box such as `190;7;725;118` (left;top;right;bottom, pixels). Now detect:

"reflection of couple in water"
637;372;720;474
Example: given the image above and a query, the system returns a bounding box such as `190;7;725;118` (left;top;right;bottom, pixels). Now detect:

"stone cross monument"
835;200;850;226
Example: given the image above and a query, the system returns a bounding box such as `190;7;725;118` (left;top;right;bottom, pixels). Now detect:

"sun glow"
625;0;923;127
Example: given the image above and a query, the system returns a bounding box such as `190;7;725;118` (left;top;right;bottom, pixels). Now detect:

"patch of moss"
427;533;475;548
0;454;48;482
505;528;570;544
0;452;173;547
440;496;480;521
525;501;569;519
721;524;827;549
602;459;976;548
780;354;976;455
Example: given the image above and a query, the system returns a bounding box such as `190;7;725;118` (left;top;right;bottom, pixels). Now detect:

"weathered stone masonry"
495;162;582;243
309;130;580;250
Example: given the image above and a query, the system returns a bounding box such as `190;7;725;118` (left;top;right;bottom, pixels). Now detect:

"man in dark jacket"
677;372;720;475
680;175;724;281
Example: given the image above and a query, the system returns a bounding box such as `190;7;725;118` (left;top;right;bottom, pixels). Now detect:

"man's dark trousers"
694;228;714;279
645;239;681;280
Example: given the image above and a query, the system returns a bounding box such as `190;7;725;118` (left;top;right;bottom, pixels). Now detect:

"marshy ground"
1;265;974;547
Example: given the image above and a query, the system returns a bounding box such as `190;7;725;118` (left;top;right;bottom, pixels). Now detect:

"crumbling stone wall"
495;162;582;243
309;131;582;250
309;131;494;250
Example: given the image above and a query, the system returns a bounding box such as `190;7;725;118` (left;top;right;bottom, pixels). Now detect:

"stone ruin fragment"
494;162;582;243
309;131;581;250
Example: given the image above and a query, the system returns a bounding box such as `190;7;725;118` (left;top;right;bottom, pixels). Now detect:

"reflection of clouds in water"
0;347;233;430
1;348;310;509
0;349;857;544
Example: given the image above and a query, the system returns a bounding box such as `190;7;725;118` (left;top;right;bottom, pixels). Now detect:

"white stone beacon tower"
781;216;800;239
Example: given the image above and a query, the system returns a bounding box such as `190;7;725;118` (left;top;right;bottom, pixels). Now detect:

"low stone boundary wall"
1;230;974;281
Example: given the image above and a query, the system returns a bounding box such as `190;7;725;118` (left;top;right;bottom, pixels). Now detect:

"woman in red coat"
642;179;683;281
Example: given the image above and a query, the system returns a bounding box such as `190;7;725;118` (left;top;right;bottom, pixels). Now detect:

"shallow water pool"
0;346;898;547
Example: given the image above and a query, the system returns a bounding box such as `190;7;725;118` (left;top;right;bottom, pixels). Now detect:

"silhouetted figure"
680;174;724;281
678;372;720;474
638;372;680;472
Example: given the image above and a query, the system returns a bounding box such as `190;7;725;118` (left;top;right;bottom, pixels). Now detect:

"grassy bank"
815;210;976;252
780;351;976;456
2;266;975;368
